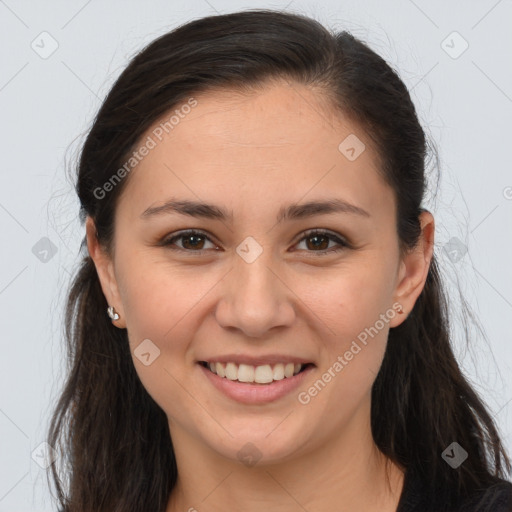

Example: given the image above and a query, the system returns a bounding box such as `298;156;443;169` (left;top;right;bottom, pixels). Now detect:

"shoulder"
458;479;512;512
397;468;512;512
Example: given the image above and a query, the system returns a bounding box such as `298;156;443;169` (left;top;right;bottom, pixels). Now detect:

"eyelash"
161;229;350;256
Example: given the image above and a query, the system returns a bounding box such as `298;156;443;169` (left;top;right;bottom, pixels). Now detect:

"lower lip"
198;363;315;405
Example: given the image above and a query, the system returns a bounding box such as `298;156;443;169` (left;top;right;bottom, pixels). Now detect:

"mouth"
199;361;314;385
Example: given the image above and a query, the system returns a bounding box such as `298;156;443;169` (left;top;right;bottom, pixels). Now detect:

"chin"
202;420;314;467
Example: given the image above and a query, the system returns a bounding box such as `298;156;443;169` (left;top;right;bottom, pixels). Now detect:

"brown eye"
294;229;349;255
305;233;329;250
161;228;349;256
162;230;217;253
181;233;206;250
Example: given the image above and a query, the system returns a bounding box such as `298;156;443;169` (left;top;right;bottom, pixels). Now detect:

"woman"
47;9;512;512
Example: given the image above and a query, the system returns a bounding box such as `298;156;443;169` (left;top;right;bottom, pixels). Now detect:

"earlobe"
389;211;435;328
85;216;127;328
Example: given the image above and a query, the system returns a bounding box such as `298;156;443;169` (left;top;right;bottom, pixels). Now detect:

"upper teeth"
206;362;303;383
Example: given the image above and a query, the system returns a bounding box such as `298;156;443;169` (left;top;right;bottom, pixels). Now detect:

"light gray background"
1;0;511;510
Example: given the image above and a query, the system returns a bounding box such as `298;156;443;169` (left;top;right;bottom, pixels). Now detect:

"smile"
198;360;315;404
200;361;311;384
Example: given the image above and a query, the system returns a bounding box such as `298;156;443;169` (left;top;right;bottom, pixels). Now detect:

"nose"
214;250;296;338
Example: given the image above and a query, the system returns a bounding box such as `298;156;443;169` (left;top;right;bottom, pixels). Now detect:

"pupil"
308;235;327;250
183;235;203;249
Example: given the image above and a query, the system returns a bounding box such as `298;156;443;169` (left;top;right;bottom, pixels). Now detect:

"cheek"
293;259;395;397
299;281;391;429
115;255;227;404
116;250;209;341
115;260;205;421
294;259;396;338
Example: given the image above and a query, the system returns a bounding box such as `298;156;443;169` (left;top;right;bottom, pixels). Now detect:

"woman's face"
88;79;432;465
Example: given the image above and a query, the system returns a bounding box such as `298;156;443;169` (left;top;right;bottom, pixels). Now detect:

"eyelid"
161;228;351;255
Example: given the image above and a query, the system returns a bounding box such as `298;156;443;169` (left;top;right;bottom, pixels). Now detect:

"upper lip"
198;354;315;366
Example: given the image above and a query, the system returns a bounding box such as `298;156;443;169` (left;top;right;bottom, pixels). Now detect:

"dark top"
396;467;512;512
57;469;512;511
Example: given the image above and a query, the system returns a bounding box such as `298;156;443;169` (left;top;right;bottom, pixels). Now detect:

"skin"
86;79;435;511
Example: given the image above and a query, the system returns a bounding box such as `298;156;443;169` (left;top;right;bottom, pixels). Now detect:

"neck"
166;405;405;512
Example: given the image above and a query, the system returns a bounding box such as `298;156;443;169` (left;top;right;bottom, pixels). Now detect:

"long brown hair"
47;9;511;511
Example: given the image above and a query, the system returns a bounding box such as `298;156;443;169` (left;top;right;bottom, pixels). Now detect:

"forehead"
115;80;392;223
166;80;354;148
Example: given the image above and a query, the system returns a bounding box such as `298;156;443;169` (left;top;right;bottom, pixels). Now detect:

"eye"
161;229;349;256
293;229;350;255
161;230;218;253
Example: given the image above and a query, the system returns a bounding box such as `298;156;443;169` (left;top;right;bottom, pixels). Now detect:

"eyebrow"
140;198;370;223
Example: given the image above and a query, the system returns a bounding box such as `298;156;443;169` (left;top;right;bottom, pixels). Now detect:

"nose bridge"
215;239;295;337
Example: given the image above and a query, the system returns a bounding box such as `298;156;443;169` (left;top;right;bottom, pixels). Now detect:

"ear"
85;216;127;329
388;210;435;328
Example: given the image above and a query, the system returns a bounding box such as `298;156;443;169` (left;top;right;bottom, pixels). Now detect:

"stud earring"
397;306;405;315
107;305;120;321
